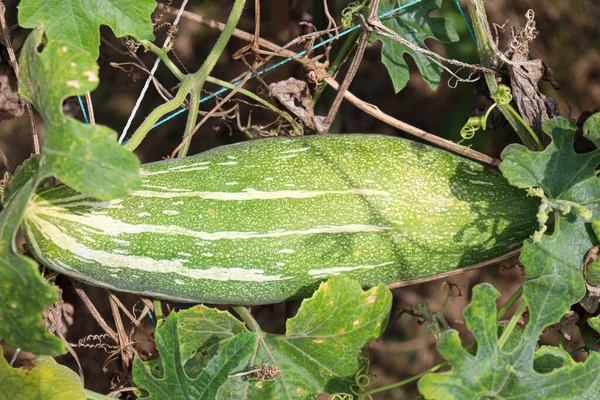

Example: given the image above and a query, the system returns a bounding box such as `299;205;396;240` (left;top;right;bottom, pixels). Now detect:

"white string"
118;0;189;144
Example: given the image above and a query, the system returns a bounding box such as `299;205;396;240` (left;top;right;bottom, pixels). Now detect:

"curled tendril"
458;116;487;145
491;84;513;105
458;85;514;145
347;355;376;399
341;0;368;29
328;394;353;400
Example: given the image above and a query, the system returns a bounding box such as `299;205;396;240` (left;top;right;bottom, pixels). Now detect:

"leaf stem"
466;0;542;151
365;361;448;396
498;300;527;350
123;0;246;153
139;40;185;81
497;285;523;321
84;389;115;400
206;76;303;134
232;306;263;333
122;78;194;152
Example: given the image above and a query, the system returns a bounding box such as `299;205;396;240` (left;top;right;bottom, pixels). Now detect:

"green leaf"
520;219;594;304
500;118;600;204
18;28;140;200
588;315;600;336
0;164;65;356
133;313;255;400
177;306;248;378
1;154;40;207
18;0;155;59
371;0;459;92
0;354;84;399
533;346;575;374
133;277;392;399
500;117;600;304
418;279;600;399
583;112;600;149
497;324;524;352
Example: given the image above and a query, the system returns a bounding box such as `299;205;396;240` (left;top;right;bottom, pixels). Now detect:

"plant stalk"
141;40;302;139
232;305;262;333
123;0;246;153
177;86;200;158
312;28;360;106
466;0;542;151
497;285;523;320
498;300;527;350
366;361;448;395
122;78;194;152
84;389;115;400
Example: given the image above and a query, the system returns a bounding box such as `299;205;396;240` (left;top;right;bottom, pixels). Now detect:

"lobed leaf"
419;279;600;399
370;0;459;92
500;117;600;304
0;162;64;356
0;354;84;399
18;28;140;200
18;0;155;59
133;277;392;399
133;314;255;400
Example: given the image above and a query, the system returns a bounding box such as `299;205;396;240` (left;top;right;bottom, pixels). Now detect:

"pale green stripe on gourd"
22;134;538;305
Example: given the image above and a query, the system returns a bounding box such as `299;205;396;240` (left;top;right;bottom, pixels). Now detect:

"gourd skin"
23;134;538;305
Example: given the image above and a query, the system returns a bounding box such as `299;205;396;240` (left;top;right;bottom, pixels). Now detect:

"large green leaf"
418;280;600;399
178;306;248;378
18;28;140;200
371;0;459;92
0;354;84;399
0;161;64;356
499;117;600;304
133;277;392;399
18;0;155;59
1;154;40;207
133;314;255;400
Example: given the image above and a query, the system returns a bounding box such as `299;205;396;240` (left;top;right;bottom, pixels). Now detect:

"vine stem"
165;5;501;166
84;389;115;400
177;86;200;158
312;28;359;106
232;306;263;333
122;0;246;153
177;0;246;157
466;0;543;151
118;0;189;144
498;300;527;350
140;39;303;139
365;361;448;395
122;78;194;151
496;285;523;320
168;74;303;157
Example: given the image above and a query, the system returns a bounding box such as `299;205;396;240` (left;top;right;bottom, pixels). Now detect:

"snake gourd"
21;134;537;304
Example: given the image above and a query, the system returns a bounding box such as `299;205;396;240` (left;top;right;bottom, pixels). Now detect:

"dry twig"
0;3;39;154
165;4;500;166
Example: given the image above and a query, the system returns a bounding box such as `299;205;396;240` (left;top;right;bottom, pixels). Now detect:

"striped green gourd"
22;134;537;305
